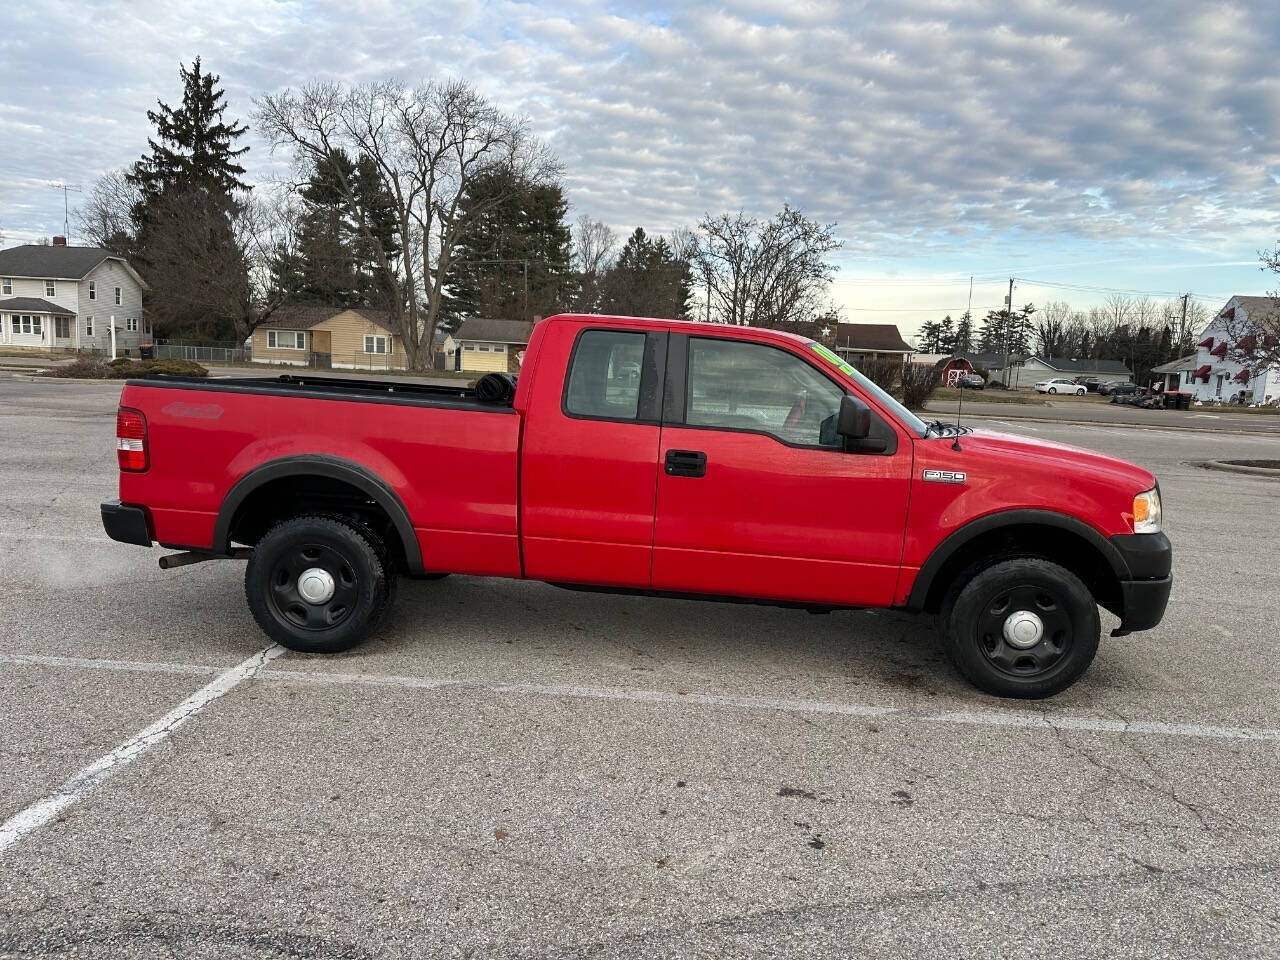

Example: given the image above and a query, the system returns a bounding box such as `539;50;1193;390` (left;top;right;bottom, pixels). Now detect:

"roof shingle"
0;296;75;316
0;245;119;280
453;317;534;344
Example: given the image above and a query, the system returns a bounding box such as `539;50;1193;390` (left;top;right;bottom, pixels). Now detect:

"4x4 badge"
923;469;966;484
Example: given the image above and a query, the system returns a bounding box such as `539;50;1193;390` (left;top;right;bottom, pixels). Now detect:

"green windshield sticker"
810;342;856;377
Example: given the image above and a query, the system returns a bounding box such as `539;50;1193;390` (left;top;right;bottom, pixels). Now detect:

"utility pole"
1180;293;1189;349
1003;277;1015;387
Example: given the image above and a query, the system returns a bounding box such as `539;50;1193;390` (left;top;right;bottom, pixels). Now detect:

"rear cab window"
564;330;647;420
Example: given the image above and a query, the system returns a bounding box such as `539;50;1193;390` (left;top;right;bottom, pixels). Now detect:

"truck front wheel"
245;515;387;654
940;558;1100;698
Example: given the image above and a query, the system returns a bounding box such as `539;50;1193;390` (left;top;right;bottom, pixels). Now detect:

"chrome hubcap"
297;567;336;604
1002;610;1045;649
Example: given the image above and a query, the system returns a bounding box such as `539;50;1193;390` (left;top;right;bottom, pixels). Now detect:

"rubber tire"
245;514;386;654
1048;387;1057;394
939;558;1100;699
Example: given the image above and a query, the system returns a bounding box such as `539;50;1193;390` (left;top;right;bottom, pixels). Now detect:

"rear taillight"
116;407;148;472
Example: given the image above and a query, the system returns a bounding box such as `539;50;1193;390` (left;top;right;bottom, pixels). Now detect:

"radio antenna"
952;275;973;451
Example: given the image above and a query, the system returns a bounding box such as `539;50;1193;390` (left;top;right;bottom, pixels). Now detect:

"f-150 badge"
923;469;966;484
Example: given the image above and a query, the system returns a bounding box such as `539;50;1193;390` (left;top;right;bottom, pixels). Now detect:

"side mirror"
837;394;871;439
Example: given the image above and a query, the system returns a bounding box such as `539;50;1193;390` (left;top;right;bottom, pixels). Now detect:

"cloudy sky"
3;0;1278;335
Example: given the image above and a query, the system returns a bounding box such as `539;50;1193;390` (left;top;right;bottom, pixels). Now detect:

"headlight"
1132;487;1162;534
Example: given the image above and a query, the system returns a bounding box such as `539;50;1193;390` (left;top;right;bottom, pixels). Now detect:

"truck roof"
539;313;817;350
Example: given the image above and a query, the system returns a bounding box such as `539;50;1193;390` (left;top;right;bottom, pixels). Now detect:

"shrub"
900;364;941;410
42;357;208;379
860;357;901;393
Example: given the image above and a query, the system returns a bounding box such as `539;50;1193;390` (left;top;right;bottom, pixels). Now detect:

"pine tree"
128;58;248;210
126;59;251;340
441;169;573;331
600;228;692;320
938;314;956;353
953;311;974;353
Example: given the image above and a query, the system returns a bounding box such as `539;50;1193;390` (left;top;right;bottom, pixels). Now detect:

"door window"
564;330;646;420
686;338;843;447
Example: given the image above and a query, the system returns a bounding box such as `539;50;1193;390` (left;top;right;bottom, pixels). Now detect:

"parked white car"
1035;378;1086;395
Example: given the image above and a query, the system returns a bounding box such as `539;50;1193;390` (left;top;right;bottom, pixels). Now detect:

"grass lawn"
931;388;1049;405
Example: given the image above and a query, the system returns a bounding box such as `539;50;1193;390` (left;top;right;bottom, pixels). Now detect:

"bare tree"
255;79;559;369
572;215;617;312
690;206;841;327
75;170;141;255
1222;248;1280;373
1035;300;1072;357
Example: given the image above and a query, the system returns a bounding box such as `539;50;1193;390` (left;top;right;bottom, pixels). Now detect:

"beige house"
252;305;406;369
442;317;534;373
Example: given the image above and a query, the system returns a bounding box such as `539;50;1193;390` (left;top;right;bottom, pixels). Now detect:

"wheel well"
920;523;1121;617
225;474;408;573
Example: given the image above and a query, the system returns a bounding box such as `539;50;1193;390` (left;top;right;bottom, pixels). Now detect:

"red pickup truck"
102;314;1171;698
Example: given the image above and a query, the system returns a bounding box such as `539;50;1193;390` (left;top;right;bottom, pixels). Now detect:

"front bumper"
101;499;153;547
1108;532;1172;636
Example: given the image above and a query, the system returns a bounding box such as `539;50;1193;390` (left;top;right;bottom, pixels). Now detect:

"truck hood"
957;427;1156;492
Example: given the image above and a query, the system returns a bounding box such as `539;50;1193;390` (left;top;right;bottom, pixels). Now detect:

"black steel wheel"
245;515;385;654
940;558;1100;698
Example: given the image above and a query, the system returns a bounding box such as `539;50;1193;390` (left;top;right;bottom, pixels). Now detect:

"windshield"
807;342;930;437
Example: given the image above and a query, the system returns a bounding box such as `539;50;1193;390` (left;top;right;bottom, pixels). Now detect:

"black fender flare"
904;509;1130;612
213;455;423;573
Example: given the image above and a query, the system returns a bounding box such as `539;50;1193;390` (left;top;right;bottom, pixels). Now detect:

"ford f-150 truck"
101;314;1171;698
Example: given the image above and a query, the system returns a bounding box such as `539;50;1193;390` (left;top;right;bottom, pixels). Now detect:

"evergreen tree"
127;57;248;210
917;319;943;352
938;314;956;353
441;168;573;331
126;59;251;340
600;228;693;320
295;148;358;306
953;311;974;353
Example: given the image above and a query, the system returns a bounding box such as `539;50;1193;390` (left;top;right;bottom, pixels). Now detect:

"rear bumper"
101;499;153;547
1108;532;1172;636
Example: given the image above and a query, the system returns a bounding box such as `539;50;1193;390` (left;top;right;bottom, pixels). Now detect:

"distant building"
0;239;149;354
1013;356;1132;389
774;320;914;366
250;305;406;369
1179;296;1280;404
442;317;534;373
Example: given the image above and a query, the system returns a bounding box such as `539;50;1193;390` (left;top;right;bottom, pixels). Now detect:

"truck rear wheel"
245;515;386;654
940;558;1100;698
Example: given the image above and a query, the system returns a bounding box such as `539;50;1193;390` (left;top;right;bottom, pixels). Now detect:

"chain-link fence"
153;339;251;364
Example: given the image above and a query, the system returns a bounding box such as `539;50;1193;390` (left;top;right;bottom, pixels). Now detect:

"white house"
1179;296;1280;404
0;239;149;355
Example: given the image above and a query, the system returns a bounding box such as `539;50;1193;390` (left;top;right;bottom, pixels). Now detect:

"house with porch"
1180;296;1280;404
0;239;148;354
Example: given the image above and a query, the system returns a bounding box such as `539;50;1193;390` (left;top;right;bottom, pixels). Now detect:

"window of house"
125;317;138;332
493;344;506;354
55;317;70;339
564;330;646;420
9;316;17;334
17;315;41;335
463;343;476;351
144;318;151;335
85;316;94;337
2;279;11;295
45;280;56;297
686;338;844;448
88;280;96;300
477;343;490;351
114;287;122;306
364;335;387;354
267;330;305;349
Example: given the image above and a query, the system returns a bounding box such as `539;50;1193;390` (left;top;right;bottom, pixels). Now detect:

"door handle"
664;449;707;478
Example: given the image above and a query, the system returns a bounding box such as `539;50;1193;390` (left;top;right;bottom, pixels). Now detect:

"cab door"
652;334;912;607
520;322;667;587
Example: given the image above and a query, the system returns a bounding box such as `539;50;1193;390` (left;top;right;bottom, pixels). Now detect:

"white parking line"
0;645;285;857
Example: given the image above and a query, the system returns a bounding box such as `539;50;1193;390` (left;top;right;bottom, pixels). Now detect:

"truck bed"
126;373;515;411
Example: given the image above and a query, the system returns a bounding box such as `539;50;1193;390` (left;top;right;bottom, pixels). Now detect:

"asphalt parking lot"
1;375;1278;959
